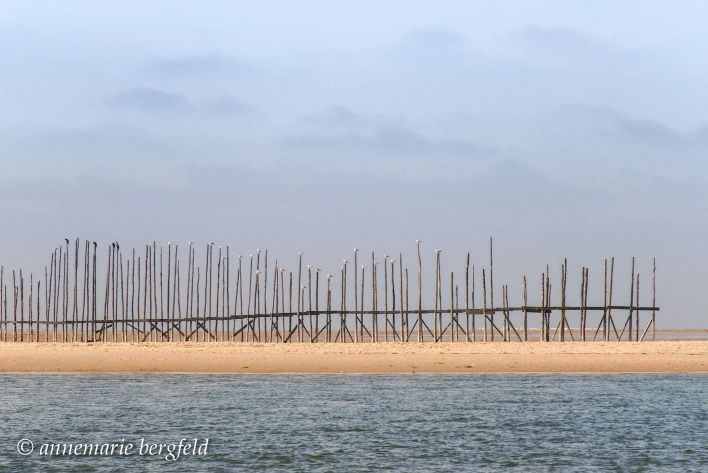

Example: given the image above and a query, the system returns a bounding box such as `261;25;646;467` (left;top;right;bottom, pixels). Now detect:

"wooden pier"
0;238;659;343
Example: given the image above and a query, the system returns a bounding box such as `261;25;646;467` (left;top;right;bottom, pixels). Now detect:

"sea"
0;373;706;471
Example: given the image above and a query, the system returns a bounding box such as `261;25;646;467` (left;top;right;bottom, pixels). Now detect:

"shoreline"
0;341;705;373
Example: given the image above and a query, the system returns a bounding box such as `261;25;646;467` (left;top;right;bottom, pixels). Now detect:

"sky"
0;1;706;327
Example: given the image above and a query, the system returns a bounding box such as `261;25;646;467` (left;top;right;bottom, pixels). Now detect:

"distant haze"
0;1;706;326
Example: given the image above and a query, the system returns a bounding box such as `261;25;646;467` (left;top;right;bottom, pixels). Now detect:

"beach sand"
0;341;705;373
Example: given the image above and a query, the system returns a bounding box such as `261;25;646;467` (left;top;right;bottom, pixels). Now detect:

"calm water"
0;374;705;472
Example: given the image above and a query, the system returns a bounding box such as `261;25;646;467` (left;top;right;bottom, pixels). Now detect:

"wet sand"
0;341;705;373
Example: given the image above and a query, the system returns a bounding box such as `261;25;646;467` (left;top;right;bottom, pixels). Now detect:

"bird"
64;238;69;245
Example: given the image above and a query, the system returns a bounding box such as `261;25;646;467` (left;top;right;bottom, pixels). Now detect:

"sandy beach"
0;341;705;373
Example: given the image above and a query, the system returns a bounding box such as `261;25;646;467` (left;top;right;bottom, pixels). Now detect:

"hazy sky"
1;1;707;326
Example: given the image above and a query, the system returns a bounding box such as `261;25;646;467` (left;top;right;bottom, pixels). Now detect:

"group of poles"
0;237;659;343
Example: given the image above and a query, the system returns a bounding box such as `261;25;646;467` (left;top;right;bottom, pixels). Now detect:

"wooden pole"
471;265;476;342
489;237;494;343
416;240;422;343
603;258;608;342
635;273;640;342
608;257;615;340
399;255;404;343
628;257;635;341
652;259;656;341
465;253;470;342
560;260;566;342
523;275;528;342
353;249;358;343
482;268;488;342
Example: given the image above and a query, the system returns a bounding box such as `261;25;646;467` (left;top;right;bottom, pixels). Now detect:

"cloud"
110;87;194;112
200;94;252;116
150;54;251;76
554;105;696;149
108;87;253;117
399;26;465;54
281;126;495;161
511;25;622;60
300;106;369;130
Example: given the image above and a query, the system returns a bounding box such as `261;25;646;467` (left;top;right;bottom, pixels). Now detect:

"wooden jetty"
0;238;659;343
